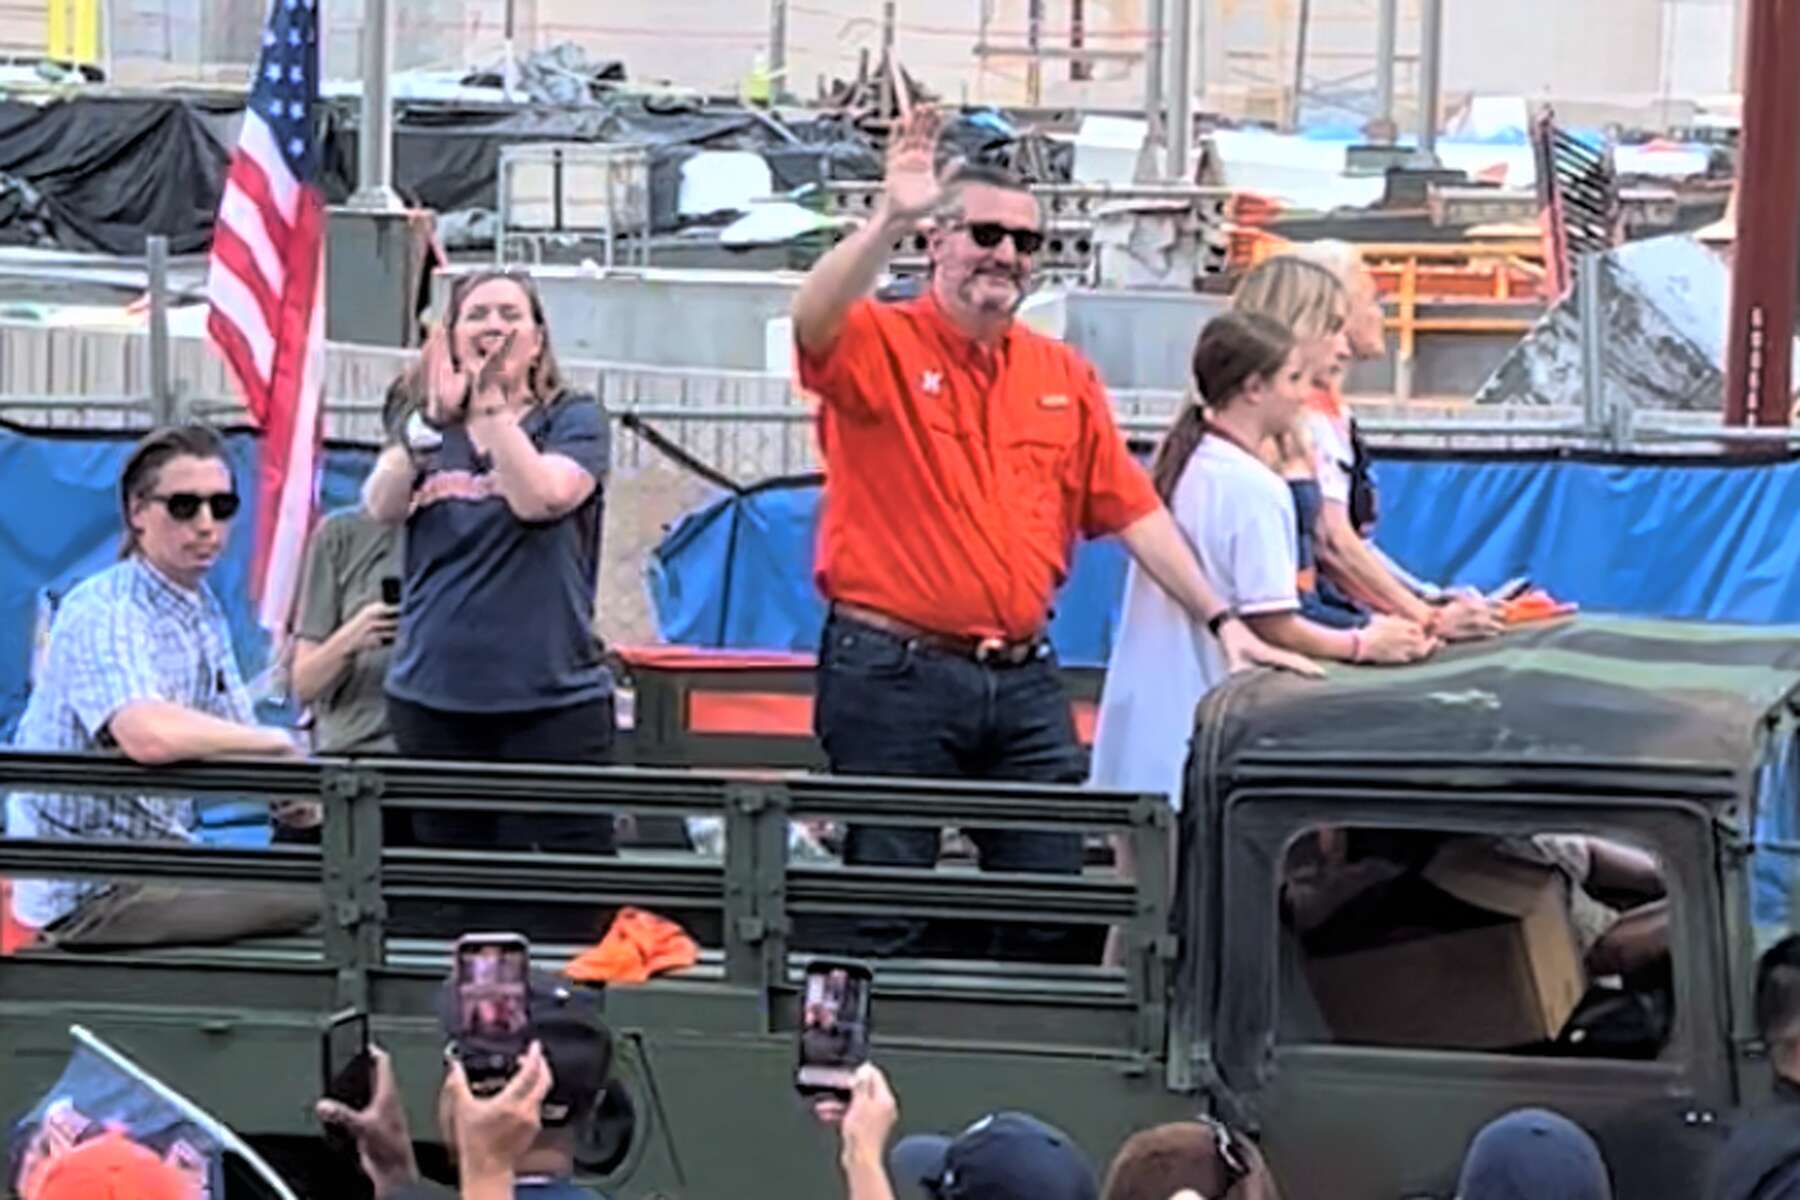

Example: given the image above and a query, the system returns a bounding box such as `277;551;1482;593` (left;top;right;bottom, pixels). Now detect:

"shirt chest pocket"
1005;413;1080;525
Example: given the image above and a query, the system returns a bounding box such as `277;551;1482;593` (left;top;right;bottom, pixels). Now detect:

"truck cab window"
1277;825;1672;1059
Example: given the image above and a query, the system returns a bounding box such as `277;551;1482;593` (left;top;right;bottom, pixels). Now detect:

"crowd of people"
0;98;1776;1200
36;931;1800;1199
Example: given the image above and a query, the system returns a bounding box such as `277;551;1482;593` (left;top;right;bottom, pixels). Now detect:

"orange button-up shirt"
797;294;1160;641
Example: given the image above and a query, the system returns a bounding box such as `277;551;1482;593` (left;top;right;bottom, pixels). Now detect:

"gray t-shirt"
294;508;401;754
386;392;613;714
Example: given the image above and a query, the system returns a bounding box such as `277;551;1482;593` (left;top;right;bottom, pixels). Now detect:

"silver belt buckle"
975;636;1006;663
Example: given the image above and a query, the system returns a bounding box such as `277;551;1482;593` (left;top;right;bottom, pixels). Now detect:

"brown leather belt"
832;602;1048;666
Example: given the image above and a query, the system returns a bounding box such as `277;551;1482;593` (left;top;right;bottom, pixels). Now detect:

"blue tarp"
9;427;1800;708
649;455;1800;665
0;425;373;738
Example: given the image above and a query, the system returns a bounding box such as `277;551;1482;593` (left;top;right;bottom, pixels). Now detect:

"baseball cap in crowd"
1456;1108;1612;1200
28;1131;195;1200
437;969;614;1127
890;1112;1099;1200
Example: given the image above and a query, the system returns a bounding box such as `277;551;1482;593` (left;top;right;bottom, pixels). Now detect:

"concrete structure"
447;265;1520;397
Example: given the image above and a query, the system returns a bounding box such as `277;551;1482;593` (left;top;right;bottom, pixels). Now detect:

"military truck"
2;616;1796;1199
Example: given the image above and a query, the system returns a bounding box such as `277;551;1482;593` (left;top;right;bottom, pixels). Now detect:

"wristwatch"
1206;609;1240;637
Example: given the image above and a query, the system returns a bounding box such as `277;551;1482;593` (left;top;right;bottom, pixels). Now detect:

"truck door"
1201;789;1729;1200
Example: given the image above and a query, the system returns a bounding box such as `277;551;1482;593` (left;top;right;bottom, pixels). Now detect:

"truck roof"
1203;616;1800;799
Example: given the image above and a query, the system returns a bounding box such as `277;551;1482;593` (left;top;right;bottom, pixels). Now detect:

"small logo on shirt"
1040;393;1069;409
920;370;943;395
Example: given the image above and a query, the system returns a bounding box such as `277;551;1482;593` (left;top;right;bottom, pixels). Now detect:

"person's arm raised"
316;1046;422;1200
468;407;596;523
793;106;946;358
446;1042;553;1200
465;347;603;523
838;1065;900;1200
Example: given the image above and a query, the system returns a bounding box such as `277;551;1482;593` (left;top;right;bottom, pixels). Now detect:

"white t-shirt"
1305;407;1355;507
1089;434;1299;811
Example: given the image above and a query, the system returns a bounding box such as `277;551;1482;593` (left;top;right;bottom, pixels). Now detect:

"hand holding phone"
795;959;874;1104
320;1009;372;1158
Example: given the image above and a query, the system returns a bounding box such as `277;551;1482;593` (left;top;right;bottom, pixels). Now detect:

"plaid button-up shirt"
5;556;254;928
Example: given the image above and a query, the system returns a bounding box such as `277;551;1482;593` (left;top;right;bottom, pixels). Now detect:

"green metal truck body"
1;616;1797;1198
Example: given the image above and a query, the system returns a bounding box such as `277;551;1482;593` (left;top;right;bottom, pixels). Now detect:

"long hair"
1230;256;1349;344
117;424;232;558
440;269;568;407
1149;312;1295;504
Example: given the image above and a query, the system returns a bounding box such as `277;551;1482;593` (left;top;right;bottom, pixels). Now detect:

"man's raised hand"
882;107;947;223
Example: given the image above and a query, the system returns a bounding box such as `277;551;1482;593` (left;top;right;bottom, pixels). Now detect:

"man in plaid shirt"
6;426;316;947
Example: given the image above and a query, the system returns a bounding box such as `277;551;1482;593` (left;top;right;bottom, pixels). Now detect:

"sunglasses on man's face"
960;221;1045;256
150;492;241;522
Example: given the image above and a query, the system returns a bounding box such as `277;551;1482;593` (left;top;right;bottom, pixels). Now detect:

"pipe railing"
4;393;1795;454
0;750;1173;1055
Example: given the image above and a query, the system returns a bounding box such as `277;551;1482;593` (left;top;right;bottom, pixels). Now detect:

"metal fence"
0;320;1792;477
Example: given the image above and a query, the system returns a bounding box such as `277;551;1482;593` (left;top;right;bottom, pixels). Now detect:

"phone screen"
454;934;532;1092
795;960;873;1098
381;576;402;606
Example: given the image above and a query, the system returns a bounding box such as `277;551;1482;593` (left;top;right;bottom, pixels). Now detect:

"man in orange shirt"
792;108;1316;951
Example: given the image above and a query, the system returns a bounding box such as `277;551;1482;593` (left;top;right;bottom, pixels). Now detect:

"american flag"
205;0;324;633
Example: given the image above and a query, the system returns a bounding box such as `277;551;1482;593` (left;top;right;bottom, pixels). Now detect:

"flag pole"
69;1025;302;1200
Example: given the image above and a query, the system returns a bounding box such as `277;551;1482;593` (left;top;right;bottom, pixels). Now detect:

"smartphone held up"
452;932;534;1095
320;1008;372;1156
795;958;874;1103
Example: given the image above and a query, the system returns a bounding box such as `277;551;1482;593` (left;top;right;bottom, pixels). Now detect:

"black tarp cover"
0;93;1062;254
0;95;233;254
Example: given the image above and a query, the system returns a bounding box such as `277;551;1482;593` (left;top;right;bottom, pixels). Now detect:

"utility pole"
1723;0;1800;430
1026;0;1043;106
348;0;401;210
502;0;518;101
769;0;788;100
1416;0;1443;162
1134;0;1167;179
1168;0;1193;181
1372;0;1397;140
1143;0;1165;130
146;236;174;425
1289;0;1312;132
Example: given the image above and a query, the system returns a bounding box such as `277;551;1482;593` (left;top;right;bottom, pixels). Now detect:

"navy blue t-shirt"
386;392;613;714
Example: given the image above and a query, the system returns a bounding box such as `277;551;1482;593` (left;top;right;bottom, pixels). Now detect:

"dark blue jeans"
811;614;1094;960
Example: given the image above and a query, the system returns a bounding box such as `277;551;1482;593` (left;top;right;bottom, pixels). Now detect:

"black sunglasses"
960;221;1045;255
150;492;241;521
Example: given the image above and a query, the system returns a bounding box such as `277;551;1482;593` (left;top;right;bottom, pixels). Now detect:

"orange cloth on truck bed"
565;906;699;984
1500;590;1578;626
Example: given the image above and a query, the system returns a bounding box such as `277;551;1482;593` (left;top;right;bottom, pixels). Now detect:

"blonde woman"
1234;253;1499;642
